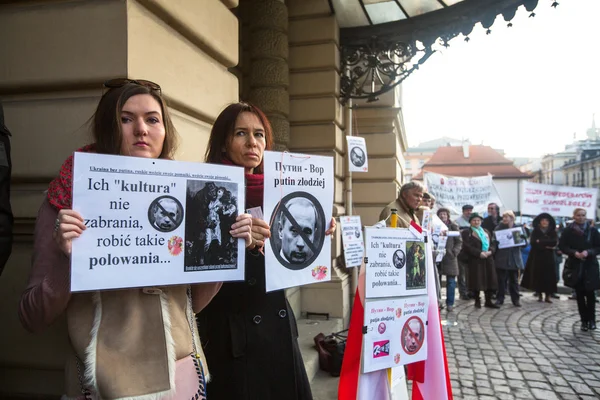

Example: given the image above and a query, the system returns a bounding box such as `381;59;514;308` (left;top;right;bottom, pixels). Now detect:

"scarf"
47;144;96;210
572;222;588;237
472;226;489;251
221;158;264;209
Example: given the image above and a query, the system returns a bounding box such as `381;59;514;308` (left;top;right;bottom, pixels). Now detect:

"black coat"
482;215;500;235
493;223;526;271
521;227;558;293
198;251;312;400
461;228;498;291
559;224;600;292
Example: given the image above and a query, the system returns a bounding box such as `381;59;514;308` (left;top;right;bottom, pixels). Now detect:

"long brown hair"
92;83;178;159
205;102;274;173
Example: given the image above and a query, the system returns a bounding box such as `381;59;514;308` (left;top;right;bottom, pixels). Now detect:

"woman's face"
502;215;514;226
439;211;448;222
574;210;587;225
540;218;550;229
470;217;482;228
217;188;224;199
119;94;165;159
225;112;266;173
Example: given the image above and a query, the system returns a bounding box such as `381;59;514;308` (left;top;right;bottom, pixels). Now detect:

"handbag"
562;258;583;288
314;329;348;377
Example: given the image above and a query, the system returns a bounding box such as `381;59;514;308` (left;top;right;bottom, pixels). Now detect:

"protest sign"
340;216;364;268
424;172;503;216
521;181;598;219
494;227;527;249
263;151;334;292
364;227;427;299
346;136;368;172
70;153;246;292
362;296;429;373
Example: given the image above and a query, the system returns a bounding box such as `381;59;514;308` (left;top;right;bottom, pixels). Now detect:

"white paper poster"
263;151;334;292
424;172;503;216
340;216;364;268
71;153;246;292
362;296;429;373
495;227;527;249
364;227;428;299
346;136;368;172
521;181;598;219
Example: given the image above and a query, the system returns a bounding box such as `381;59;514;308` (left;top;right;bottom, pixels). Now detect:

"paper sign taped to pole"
346;136;368;172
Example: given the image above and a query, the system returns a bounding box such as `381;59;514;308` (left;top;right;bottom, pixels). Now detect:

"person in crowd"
559;208;600;331
455;204;473;229
429;194;437;210
18;79;243;399
379;181;424;228
437;208;462;312
461;213;498;308
482;203;501;233
199;102;336;400
455;204;474;299
416;191;431;223
521;213;558;303
493;210;525;307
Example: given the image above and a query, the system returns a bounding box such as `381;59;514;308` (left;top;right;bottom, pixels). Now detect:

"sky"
402;0;600;158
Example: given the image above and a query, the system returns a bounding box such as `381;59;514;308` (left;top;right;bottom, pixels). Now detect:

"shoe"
581;321;589;331
590;321;597;330
484;302;500;309
551;293;560;299
545;298;553;303
519;293;523;297
538;294;543;302
447;305;453;312
569;295;577;300
513;302;522;307
474;299;481;309
439;304;445;310
494;301;503;307
533;292;540;297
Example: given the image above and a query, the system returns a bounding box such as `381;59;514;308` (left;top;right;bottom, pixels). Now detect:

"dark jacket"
521;215;558;293
198;250;312;400
440;221;462;276
0;103;12;275
493;223;526;270
461;228;498;291
559;223;600;292
482;215;501;234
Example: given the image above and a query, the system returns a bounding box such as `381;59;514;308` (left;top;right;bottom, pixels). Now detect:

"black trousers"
496;269;520;305
576;290;596;322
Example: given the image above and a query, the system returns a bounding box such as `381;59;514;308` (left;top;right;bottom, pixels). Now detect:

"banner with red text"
520;181;598;220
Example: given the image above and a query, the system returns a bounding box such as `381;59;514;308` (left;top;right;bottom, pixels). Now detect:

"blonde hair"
573;208;587;217
502;210;515;220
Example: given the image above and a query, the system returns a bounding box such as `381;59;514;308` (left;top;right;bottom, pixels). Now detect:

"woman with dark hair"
18;79;253;399
437;208;462;311
559;208;600;331
520;213;558;303
198;102;336;400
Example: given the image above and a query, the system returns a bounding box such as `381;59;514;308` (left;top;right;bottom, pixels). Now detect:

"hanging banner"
424;172;503;216
263;151;334;292
346;136;368;172
70;153;246;292
521;181;598;219
364;227;427;299
362;295;429;373
340;216;364;268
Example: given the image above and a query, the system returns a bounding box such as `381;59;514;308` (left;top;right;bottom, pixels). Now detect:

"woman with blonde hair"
493;210;526;307
559;208;600;331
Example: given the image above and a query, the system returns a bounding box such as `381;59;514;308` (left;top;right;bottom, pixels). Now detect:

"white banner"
424;172;503;216
340;216;364;268
364;227;427;299
362;296;429;373
346;136;368;172
521;181;598;220
495;227;527;249
71;153;246;292
263;151;334;292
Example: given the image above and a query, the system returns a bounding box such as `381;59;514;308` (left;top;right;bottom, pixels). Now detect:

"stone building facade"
0;0;408;396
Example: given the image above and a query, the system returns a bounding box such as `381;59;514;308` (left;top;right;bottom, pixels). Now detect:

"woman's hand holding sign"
250;218;271;249
53;209;86;256
230;213;253;248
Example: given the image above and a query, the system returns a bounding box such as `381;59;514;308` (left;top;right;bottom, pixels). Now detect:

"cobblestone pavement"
443;294;600;400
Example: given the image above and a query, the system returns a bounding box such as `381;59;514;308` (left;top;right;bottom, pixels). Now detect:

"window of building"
405;160;411;169
405;174;412;181
418;159;425;167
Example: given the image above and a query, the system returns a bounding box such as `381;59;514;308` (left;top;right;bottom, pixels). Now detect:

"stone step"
296;317;344;383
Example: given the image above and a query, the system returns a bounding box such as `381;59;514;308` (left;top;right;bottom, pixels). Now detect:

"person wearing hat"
455;204;474;299
460;213;499;308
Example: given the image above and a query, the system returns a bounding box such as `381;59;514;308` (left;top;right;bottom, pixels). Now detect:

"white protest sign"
521;181;598;219
346;136;368;172
71;153;246;292
424;172;503;216
362;296;429;373
263;151;334;292
495;227;527;249
340;216;364;268
364;227;427;299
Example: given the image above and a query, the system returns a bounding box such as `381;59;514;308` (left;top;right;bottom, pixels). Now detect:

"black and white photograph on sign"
70;152;245;292
402;316;425;355
147;195;184;232
393;249;406;269
406;241;426;289
270;192;326;271
346;136;368;172
184;180;239;271
263;150;334;292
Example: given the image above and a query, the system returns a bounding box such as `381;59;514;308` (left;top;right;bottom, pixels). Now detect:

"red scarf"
47;144;96;210
221;158;264;209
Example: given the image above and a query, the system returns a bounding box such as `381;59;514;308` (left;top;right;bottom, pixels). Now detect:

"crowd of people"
379;181;600;332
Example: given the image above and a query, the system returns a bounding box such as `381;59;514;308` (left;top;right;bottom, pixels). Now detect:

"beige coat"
379;196;420;228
